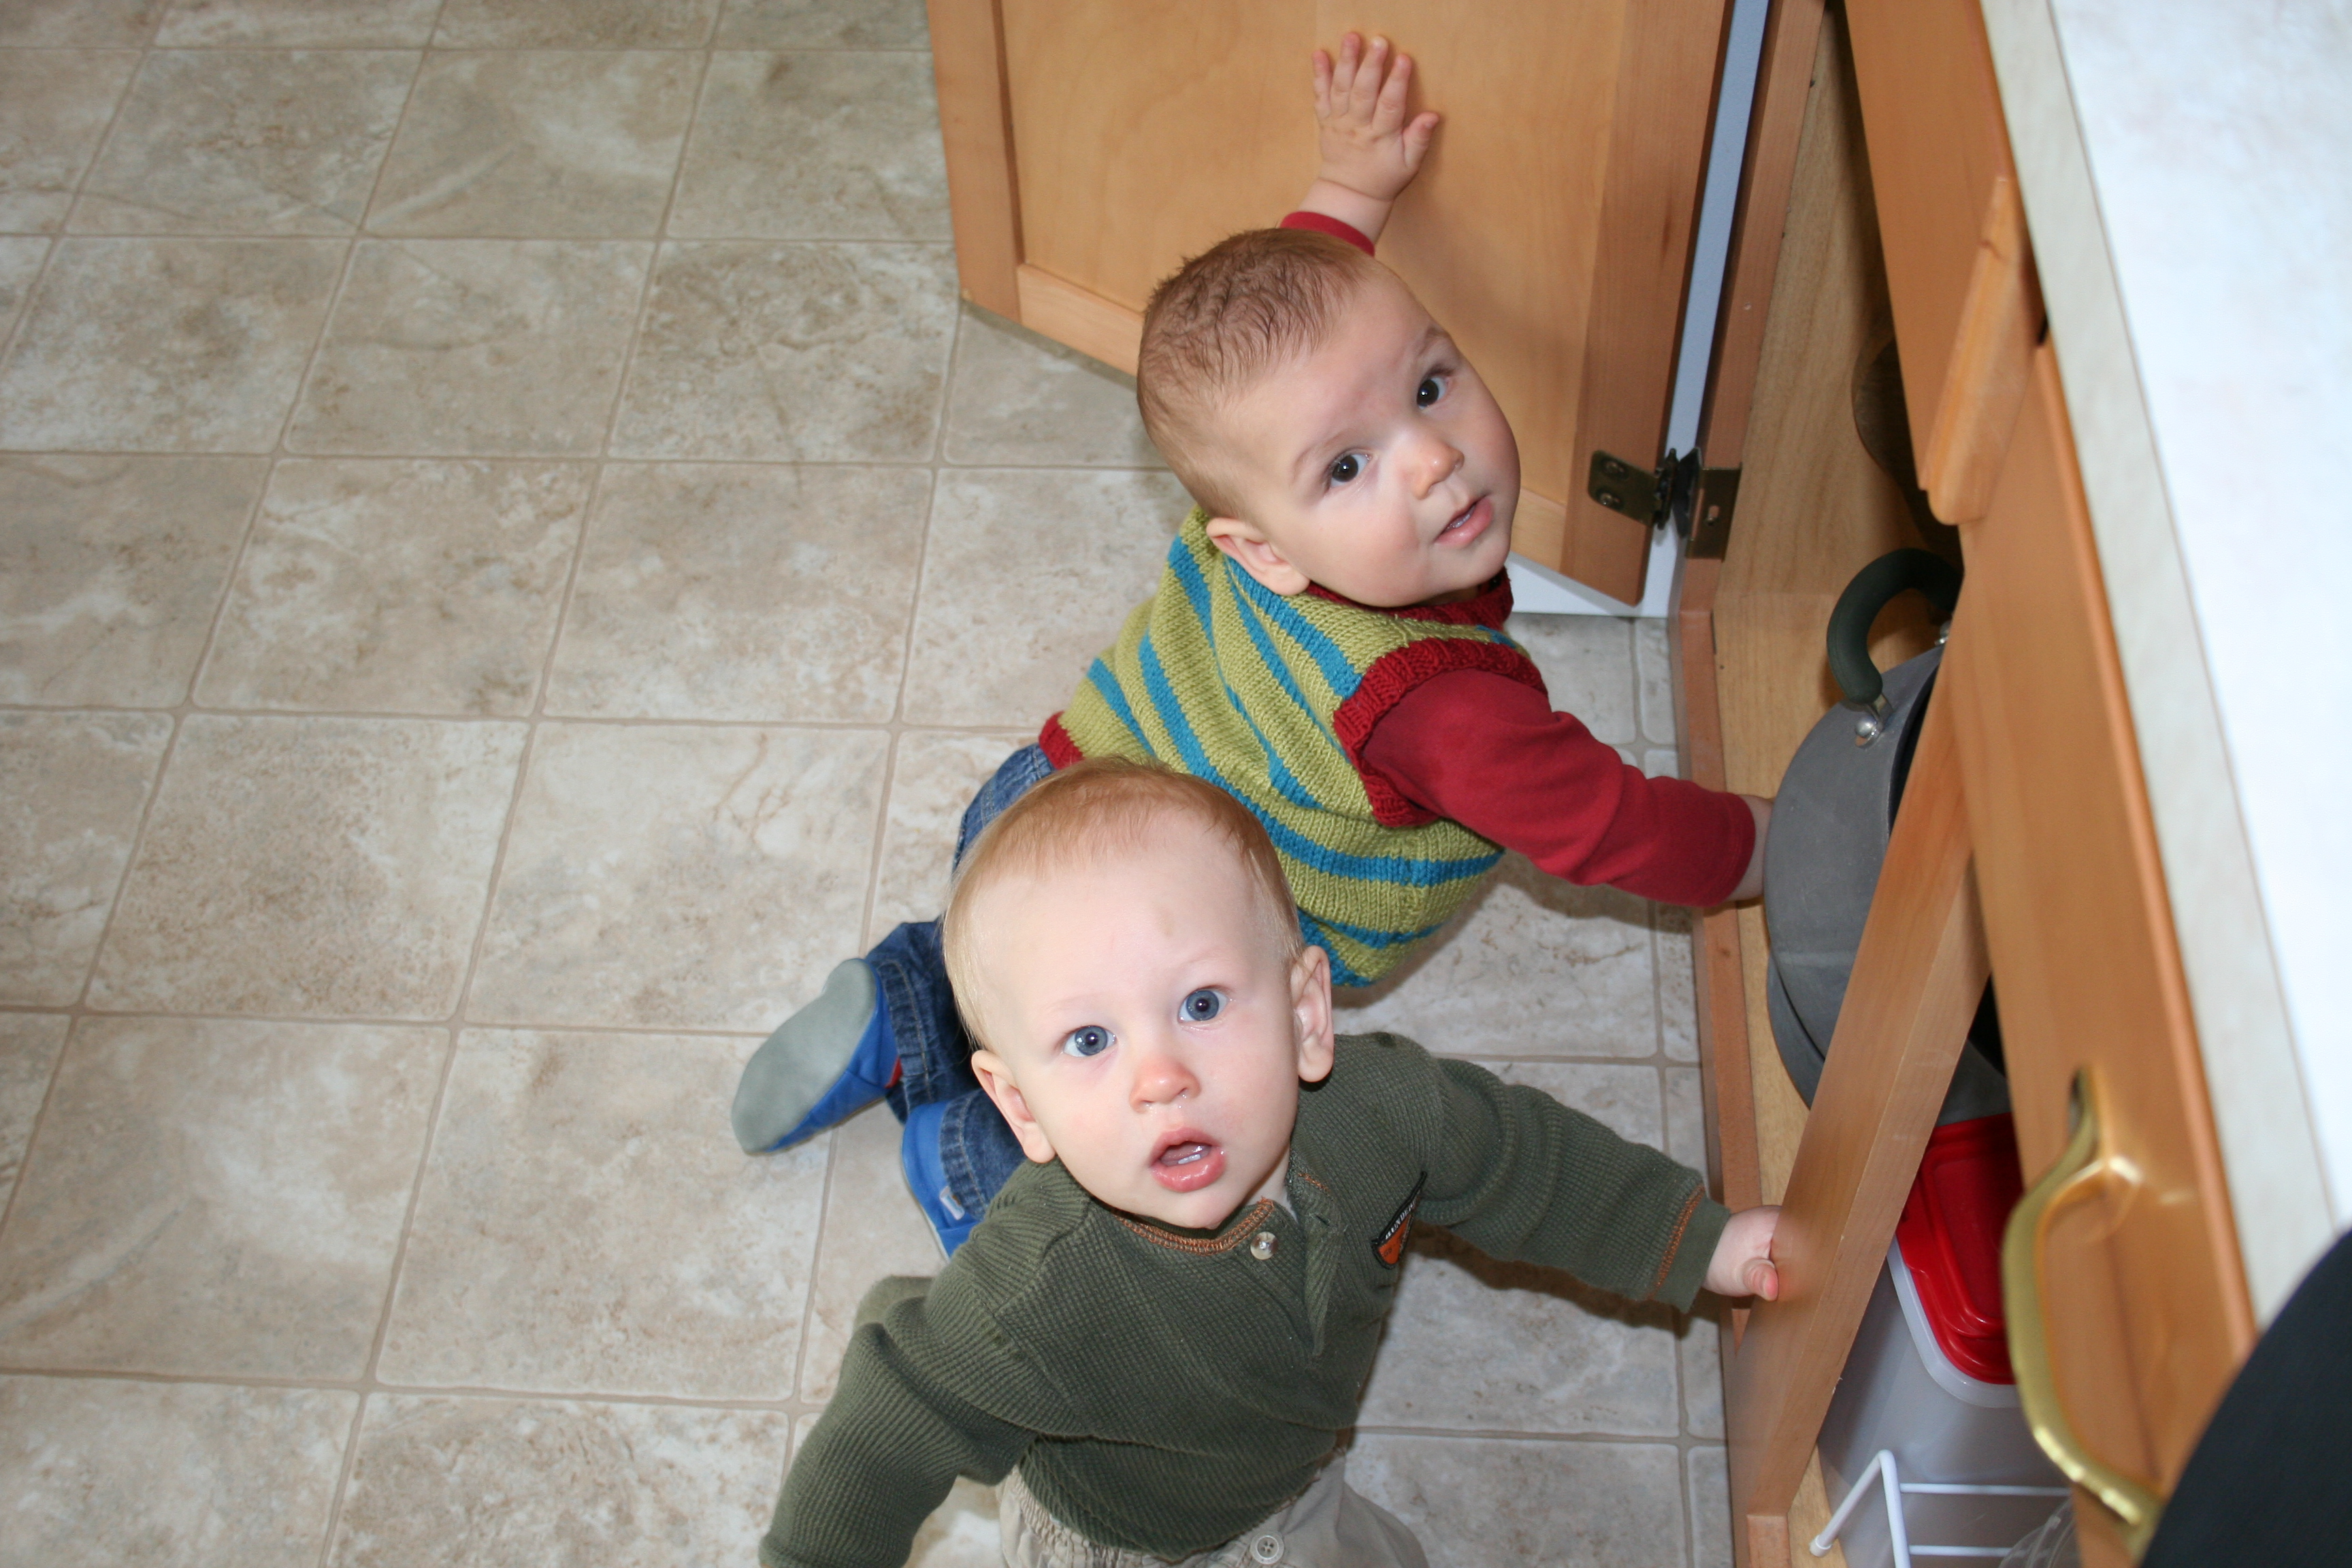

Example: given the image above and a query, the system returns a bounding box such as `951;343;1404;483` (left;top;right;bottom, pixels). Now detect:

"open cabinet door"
926;0;1735;606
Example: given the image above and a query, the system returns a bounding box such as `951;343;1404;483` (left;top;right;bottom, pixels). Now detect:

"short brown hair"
1137;227;1385;518
941;758;1302;1049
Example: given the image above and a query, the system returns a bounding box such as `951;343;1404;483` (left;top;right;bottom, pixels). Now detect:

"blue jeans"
869;744;1054;1218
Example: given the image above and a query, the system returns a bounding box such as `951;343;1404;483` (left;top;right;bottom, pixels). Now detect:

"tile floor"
0;2;1730;1563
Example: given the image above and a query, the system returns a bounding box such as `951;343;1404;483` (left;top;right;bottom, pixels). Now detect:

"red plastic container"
1893;1113;2025;1384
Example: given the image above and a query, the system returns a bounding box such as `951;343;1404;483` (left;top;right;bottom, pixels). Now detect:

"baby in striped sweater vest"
732;34;1772;1254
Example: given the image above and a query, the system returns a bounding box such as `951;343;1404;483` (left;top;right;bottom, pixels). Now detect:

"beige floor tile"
0;0;162;47
911;1482;1001;1564
1349;1434;1688;1568
898;466;1188;728
289;239;651;458
197;459;591;717
158;0;442;46
717;0;928;50
0;1015;67;1209
1357;1063;1679;1438
0;50;140;234
0;237;343;451
785;1410;1001;1564
1336;853;1660;1059
796;1101;942;1402
434;0;721;50
0;710;172;1004
865;728;1032;939
0;1017;443;1377
545;462;930;723
1635;615;1676;745
88;715;525;1017
1688;1443;1731;1567
379;1029;826;1397
940;307;1164;470
670;52;947;241
0;1376;354;1568
1680;1311;1725;1440
468;722;887;1031
331;1394;787;1568
370;51;699;240
72;49;416;236
1646;744;1682;778
1492;1058;1667;1146
0;236;44;333
1658;905;1699;1062
612;239;956;461
1;454;263;707
1667;1062;1706;1173
1507;612;1636;746
1358;1226;1682;1438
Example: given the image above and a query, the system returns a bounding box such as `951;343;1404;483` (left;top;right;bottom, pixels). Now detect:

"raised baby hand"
1313;33;1439;202
1705;1205;1783;1301
1298;33;1441;246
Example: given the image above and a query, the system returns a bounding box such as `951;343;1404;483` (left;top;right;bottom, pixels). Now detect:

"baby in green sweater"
762;758;1780;1568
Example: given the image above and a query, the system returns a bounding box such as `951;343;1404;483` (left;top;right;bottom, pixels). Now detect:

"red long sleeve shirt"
1361;669;1753;906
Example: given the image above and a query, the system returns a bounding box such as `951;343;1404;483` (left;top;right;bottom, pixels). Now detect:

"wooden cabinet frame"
1678;5;2255;1565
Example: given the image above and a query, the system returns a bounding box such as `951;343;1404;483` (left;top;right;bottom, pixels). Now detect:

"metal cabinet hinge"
1585;448;1741;559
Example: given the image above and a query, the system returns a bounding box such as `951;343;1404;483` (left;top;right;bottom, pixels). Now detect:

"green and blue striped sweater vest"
1043;509;1546;985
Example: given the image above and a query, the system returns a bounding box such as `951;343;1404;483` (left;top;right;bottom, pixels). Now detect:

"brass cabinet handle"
2000;1068;2167;1557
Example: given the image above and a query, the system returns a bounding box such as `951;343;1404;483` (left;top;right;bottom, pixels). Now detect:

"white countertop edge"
1980;0;2336;1323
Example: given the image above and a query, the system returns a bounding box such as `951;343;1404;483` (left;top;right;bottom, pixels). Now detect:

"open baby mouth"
1150;1131;1226;1193
1438;494;1492;544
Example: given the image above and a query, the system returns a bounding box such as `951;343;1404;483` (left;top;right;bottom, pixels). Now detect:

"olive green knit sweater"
761;1033;1729;1568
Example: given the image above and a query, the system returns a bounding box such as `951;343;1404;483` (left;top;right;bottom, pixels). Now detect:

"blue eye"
1328;452;1362;485
1062;1025;1112;1059
1179;989;1223;1023
1417;373;1446;408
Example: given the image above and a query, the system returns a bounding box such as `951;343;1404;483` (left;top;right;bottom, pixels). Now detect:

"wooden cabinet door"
1944;351;2255;1566
925;0;1734;604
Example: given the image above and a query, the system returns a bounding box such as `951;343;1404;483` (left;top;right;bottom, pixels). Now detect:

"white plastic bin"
1816;1239;2066;1566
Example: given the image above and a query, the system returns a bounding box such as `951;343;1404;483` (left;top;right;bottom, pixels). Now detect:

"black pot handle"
1827;549;1963;708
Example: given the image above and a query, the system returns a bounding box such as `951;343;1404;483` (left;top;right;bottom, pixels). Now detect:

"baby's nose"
1130;1045;1198;1106
1411;436;1464;495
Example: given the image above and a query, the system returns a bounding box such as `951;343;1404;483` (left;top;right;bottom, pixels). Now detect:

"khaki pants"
998;1456;1429;1568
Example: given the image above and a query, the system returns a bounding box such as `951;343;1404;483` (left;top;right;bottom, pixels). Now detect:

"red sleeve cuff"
1280;210;1376;256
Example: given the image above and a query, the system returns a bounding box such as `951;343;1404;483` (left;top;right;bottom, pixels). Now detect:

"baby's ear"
970;1050;1057;1164
1289;945;1337;1084
1205;517;1313;596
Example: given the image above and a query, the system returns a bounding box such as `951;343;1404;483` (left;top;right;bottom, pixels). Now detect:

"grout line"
0;700;1028;739
1350;1424;1690;1447
0;447;1147;470
261;20;438;465
0;1002;766;1039
15;229;958;246
587;28;709;465
0;1015;82;1254
0;1359;823;1416
0;43;941;55
308;15;461;1563
787;1128;843;1406
54;425;280;1014
0;35;148;370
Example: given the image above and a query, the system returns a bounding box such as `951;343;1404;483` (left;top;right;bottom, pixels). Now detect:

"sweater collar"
1301;570;1516;629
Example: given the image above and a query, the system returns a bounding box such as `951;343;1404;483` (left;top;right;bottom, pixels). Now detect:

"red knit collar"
1301;570;1515;628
